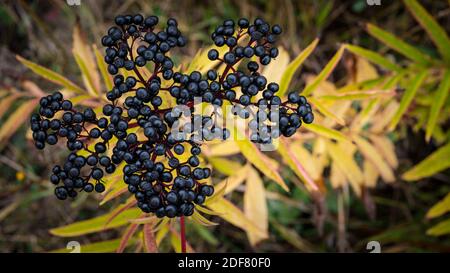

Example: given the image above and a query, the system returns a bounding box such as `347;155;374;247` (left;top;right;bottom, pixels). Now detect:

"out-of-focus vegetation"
1;0;450;253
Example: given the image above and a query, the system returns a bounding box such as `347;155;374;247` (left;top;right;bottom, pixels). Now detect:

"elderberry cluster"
30;15;313;218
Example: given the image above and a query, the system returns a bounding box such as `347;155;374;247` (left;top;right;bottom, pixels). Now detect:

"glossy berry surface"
30;15;313;218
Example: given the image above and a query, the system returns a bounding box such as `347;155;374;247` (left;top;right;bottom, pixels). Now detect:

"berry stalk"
180;215;187;253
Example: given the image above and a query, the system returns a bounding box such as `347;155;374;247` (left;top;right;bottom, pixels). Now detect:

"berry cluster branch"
30;15;314;248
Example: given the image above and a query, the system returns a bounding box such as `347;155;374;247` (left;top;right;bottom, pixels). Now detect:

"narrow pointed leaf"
345;44;402;72
308;97;346;125
426;70;450;141
143;223;158;253
366;23;432;66
302;45;345;96
278;139;319;192
93;44;113;91
326;140;364;196
353;136;395;183
116;223;139;253
244;168;268;246
207;197;266;238
0;99;39;144
426;193;450;219
16;55;85;94
404;0;450;63
402;143;450;181
427;219;450;236
278;38;319;97
235;129;288;191
49;238;132;253
303;123;350;143
389;70;427;130
49;208;141;237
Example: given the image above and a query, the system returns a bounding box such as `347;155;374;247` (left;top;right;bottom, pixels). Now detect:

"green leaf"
50;208;141;237
302;45;345;96
303;123;351;143
278;38;319;97
402;143;450;181
427;192;450;219
426;70;450;141
404;0;450;63
345;44;402;72
427;218;450;236
16;55;85;95
366;23;432;66
389;70;427;130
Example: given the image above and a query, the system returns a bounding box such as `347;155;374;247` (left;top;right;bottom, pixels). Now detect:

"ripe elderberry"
30;15;313;218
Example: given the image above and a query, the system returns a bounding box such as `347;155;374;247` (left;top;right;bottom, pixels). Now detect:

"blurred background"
1;0;450;253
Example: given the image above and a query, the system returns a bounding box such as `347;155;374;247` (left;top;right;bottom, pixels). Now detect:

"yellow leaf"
207;197;266;238
206;139;240;157
16;55;85;94
235;129;288;191
302;45;345;96
290;142;321;180
244;168;268;246
326;140;364;196
100;180;128;205
49;208;141;237
426;193;450;219
191;211;218;226
330;162;346;189
208;157;243;176
363;160;379;188
0;93;22;119
303;123;351;143
369;135;399;169
278;38;319;97
0;99;39;144
73;52;99;98
353;136;395;183
73;26;100;92
93;44;113;91
371;100;399;133
262;46;290;85
355;56;379;82
215;164;249;195
308;97;346;126
186;45;229;74
278;139;319;192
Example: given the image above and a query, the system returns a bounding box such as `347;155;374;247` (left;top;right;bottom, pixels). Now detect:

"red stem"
180;215;187;253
